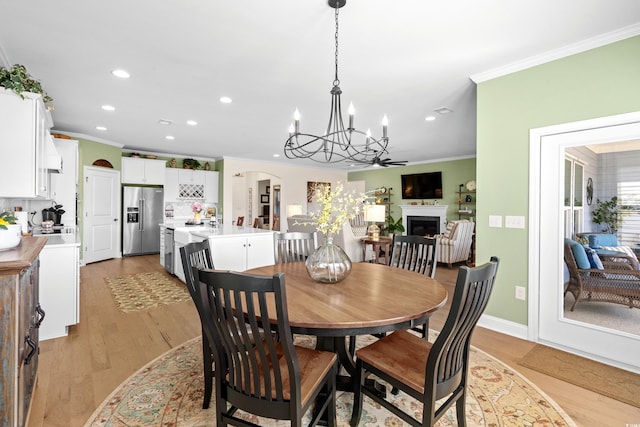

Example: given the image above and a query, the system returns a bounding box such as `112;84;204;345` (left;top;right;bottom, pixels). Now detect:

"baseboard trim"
477;314;528;340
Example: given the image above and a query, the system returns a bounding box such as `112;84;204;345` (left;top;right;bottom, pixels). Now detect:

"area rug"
105;272;191;313
519;344;640;408
84;335;576;426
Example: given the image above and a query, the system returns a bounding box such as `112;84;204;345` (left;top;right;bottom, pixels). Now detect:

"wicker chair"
564;240;640;311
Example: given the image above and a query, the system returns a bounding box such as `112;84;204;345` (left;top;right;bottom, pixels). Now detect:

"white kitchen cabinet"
178;168;206;185
164;168;180;202
0;88;52;198
159;225;165;267
39;242;80;340
121;157;166;185
208;233;274;271
205;170;219;203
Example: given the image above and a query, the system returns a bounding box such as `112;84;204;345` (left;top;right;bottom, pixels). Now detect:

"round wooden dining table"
245;261;448;388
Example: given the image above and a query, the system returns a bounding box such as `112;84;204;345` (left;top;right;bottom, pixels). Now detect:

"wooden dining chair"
197;269;338;427
388;235;438;338
252;217;260;228
274;231;318;264
350;257;499;427
179;241;216;409
236;216;244;226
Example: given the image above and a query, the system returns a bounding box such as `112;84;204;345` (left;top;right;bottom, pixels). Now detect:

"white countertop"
36;233;81;248
190;225;274;238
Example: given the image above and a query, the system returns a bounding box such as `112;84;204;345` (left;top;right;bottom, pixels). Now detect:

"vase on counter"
193;212;202;224
0;224;22;251
305;236;352;283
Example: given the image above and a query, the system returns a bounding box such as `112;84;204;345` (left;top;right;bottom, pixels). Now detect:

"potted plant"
0;211;22;250
591;196;625;234
385;214;405;237
182;158;201;170
0;64;53;102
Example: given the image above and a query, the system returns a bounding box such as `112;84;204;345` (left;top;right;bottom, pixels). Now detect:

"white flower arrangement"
306;182;372;238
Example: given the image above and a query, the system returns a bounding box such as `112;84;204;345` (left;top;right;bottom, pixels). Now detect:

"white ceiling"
1;0;639;170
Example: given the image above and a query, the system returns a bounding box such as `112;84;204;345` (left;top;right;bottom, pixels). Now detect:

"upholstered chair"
435;220;475;268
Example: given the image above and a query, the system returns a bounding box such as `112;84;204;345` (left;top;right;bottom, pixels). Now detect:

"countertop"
190;225;274;238
36;233;81;248
0;237;47;274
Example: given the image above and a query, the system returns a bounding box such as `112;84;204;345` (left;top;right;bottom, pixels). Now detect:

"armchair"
435;220;475;268
564;239;640;311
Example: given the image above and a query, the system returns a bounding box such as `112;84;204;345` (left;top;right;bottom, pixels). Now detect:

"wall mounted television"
401;172;443;199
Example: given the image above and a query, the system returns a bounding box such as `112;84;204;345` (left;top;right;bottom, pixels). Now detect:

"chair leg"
202;334;213;409
350;360;365;427
327;369;337;427
456;392;467;427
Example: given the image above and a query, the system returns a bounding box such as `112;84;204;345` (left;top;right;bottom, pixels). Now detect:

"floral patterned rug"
105;272;191;313
84;334;576;426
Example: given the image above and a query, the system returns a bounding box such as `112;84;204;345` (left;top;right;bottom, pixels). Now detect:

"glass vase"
305;236;352;283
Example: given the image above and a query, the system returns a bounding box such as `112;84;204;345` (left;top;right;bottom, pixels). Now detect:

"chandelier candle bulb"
348;102;355;129
382;115;388;138
294;109;300;133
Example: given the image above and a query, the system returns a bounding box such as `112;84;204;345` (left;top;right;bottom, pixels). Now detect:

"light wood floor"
28;255;640;426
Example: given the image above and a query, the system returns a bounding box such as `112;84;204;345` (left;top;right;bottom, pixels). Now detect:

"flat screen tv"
401;172;443;199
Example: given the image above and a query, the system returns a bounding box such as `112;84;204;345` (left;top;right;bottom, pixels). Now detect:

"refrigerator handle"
139;199;144;231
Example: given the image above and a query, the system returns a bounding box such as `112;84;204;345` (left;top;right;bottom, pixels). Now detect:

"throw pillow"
584;247;604;269
568;240;591;269
588;233;619;248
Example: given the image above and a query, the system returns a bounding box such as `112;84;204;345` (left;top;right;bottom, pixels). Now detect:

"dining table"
245;261;448;390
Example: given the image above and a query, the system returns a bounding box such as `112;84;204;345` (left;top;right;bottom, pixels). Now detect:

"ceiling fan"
369;157;408;167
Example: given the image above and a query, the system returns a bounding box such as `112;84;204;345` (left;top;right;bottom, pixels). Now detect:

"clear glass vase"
305;236;352;283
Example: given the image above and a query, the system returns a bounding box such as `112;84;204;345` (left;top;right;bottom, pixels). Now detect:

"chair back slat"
198;269;300;405
274;231;318;264
427;257;499;399
389;235;438;278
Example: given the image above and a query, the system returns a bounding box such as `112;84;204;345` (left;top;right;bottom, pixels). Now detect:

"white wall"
222;158;348;228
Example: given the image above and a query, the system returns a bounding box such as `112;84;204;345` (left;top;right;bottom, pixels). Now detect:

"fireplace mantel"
399;205;448;235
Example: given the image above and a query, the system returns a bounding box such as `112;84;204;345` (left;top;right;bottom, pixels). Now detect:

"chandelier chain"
334;4;340;86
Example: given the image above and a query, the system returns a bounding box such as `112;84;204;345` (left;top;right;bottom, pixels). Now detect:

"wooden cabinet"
38;243;80;340
0;89;52;198
0;237;46;427
121;157;166;185
208;233;274;271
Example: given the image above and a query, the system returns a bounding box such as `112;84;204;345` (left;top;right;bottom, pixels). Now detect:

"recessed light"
273;154;280;158
158;119;172;125
165;135;175;140
425;116;436;122
101;105;115;111
96;126;107;131
186;120;198;126
111;69;130;79
219;96;232;104
434;107;453;115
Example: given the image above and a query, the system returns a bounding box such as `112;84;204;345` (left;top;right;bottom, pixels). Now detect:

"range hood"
45;133;62;173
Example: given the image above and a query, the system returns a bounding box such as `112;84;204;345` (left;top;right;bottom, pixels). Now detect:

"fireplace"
407;215;439;236
399;205;448;236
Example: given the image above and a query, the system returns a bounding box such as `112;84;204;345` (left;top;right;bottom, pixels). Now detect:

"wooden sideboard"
0;237;47;427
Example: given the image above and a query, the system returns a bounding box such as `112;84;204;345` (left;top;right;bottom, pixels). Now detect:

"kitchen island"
169;224;275;281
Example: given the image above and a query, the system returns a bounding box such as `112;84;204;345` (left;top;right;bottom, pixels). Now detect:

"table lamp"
364;205;386;240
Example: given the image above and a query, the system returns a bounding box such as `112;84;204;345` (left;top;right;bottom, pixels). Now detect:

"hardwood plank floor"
28;255;640;426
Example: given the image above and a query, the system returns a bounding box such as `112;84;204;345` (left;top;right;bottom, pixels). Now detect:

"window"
564;157;584;238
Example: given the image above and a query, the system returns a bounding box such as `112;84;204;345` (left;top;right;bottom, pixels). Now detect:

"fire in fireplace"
407;215;440;236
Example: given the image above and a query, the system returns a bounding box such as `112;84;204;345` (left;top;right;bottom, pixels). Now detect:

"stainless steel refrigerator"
122;186;164;256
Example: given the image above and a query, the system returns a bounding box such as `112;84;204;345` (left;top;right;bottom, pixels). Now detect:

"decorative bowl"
0;224;22;250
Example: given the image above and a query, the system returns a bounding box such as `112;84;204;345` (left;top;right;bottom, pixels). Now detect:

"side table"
361;236;393;264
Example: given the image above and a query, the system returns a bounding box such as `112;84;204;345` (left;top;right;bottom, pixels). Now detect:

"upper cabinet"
121;157;166;185
164;168;218;203
0;89;52;198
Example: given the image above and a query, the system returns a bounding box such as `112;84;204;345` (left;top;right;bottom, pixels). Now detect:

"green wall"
477;35;640;325
348;157;476;223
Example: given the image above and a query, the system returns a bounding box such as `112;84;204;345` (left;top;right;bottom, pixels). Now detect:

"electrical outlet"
515;286;526;300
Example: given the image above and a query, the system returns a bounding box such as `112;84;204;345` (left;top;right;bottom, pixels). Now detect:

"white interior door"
83;166;120;263
531;113;640;373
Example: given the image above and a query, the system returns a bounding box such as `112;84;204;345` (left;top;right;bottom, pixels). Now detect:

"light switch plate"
488;215;502;228
505;215;525;229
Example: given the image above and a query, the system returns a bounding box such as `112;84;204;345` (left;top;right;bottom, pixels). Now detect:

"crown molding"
471;23;640;84
51;130;125;148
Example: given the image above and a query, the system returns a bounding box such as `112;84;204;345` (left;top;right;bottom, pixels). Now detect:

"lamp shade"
286;204;303;217
364;205;386;223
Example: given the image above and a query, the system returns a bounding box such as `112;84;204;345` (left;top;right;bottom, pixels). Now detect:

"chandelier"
284;0;406;167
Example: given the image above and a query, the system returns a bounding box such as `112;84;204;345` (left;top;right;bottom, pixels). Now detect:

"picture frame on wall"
266;186;270;194
261;195;269;203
